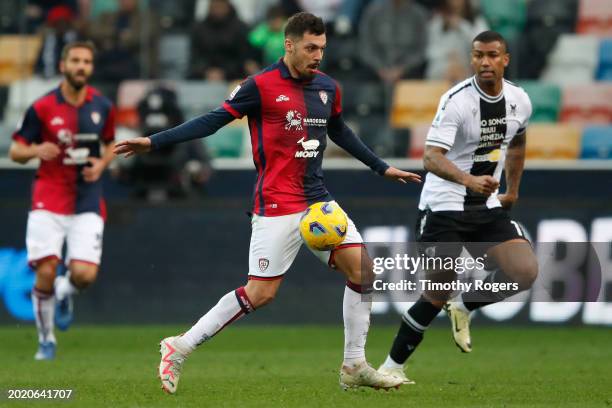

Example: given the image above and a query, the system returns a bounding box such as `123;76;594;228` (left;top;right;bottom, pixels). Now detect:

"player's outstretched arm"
327;115;420;183
113;137;151;158
383;167;421;184
114;108;235;158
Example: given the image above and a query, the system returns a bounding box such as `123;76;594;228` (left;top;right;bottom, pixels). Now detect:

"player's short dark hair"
284;12;325;39
61;40;96;61
472;31;508;52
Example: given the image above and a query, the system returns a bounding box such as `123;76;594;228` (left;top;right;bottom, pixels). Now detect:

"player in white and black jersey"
378;31;539;383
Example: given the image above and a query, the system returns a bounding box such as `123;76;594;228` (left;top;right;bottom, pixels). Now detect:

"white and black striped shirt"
419;76;532;212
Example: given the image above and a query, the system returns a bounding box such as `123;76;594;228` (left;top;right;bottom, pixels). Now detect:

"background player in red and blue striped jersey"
9;41;116;360
115;12;421;393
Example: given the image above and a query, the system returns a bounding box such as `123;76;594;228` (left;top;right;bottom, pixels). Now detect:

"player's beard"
65;70;89;91
300;62;319;80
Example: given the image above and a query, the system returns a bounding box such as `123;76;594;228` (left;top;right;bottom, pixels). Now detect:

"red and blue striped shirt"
12;86;115;218
150;59;388;216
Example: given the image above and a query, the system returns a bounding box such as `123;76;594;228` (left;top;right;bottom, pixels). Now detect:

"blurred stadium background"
0;0;611;405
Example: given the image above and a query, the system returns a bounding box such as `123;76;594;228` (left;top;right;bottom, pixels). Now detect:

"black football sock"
388;297;441;364
462;269;521;311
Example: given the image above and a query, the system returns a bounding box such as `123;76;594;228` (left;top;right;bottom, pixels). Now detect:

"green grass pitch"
1;325;610;407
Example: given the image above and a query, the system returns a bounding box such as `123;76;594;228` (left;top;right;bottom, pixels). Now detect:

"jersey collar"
55;84;94;106
471;76;504;103
277;58;317;83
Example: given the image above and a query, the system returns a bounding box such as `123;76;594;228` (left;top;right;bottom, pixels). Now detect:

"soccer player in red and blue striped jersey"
115;12;420;393
9;41;116;360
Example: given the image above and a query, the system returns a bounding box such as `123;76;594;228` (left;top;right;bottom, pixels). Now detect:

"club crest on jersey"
295;137;320;158
258;258;269;272
285;110;303;131
510;104;517;116
50;116;64;126
91;111;101;125
319;90;328;105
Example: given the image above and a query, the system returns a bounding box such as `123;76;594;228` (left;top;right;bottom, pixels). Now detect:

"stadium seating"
518;81;562;122
480;0;527;41
407;123;430;159
4;78;58;130
116;80;156;127
541;34;600;85
0;35;41;85
577;0;612;36
525;123;581;159
518;0;578;79
158;34;190;80
560;83;612;123
597;38;612;81
391;80;449;128
580;125;612;158
0;121;12;154
341;81;386;118
323;36;370;81
176;80;228;119
203;125;246;158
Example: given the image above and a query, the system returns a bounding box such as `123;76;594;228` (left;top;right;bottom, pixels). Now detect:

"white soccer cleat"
340;361;404;390
444;301;472;353
377;365;416;385
158;336;187;394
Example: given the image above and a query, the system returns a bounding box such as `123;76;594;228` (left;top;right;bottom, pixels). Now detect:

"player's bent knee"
69;263;99;288
36;264;57;284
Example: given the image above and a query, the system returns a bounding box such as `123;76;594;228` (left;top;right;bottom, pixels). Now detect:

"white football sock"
54;275;78;301
342;283;371;367
32;288;56;344
381;354;404;369
178;286;254;354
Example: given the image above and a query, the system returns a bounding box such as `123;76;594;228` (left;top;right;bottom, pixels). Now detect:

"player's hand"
465;175;499;195
498;193;518;210
35;142;61;161
82;157;106;182
383;167;422;184
113;137;152;158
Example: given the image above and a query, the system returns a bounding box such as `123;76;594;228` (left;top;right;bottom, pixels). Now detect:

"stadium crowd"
1;0;610;162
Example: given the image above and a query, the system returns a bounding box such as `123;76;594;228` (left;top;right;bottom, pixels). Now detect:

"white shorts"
248;203;364;279
26;210;104;267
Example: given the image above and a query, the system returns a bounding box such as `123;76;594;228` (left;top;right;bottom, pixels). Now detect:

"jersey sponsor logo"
285;110;303;130
228;85;241;100
63;147;90;165
295;137;320;158
91;111;101;125
303;117;327;127
275;94;290;102
50;116;64;126
478;117;507;148
473;148;501;162
319;90;328;105
285;110;328;131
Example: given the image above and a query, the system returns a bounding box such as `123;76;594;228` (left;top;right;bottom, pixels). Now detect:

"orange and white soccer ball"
299;201;348;251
